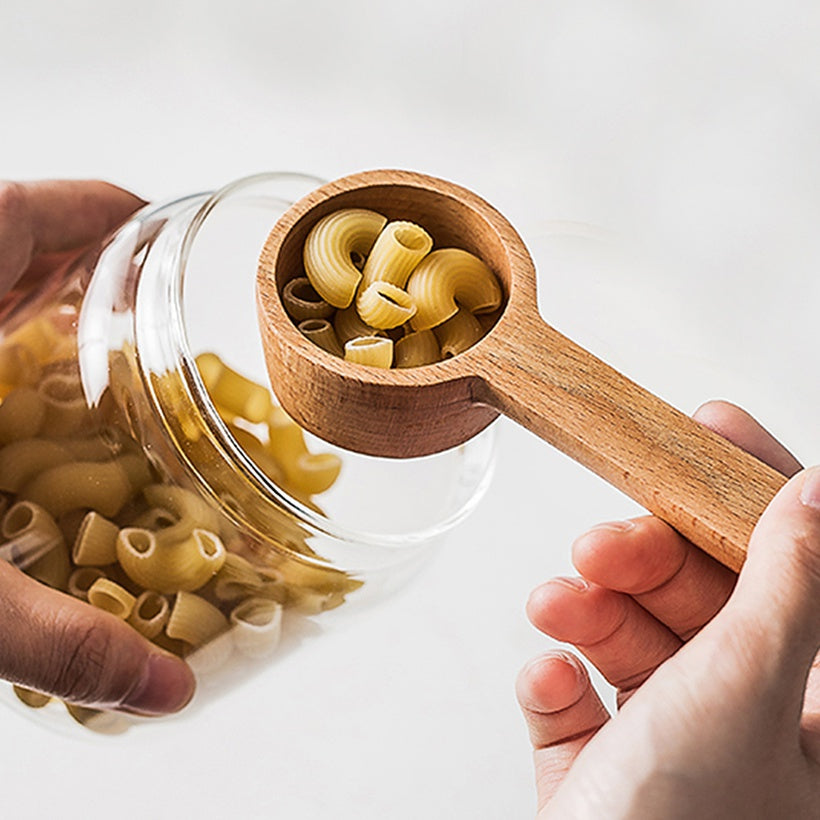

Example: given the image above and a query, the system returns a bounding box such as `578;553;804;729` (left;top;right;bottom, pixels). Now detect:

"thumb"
715;466;820;709
0;561;194;715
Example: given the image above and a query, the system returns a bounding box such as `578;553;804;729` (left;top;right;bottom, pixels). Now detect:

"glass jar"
0;173;495;735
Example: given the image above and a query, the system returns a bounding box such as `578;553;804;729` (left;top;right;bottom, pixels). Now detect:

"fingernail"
551;576;589;592
800;468;820;511
120;654;195;716
589;520;635;533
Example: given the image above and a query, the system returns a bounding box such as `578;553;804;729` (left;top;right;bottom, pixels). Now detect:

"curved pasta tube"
303;208;388;308
394;329;441;368
211;552;265;602
228;425;287;485
230;597;283;658
0;387;46;444
407;248;503;330
360;220;433;290
0;438;73;493
67;566;107;601
297;319;344;358
87;578;136;619
20;456;149;518
1;500;69;588
166;591;229;646
282;277;334;322
72;511;120;566
116;526;226;594
142;484;221;546
433;306;484;358
344;336;393;368
355;282;416;330
195;354;271;424
38;372;89;436
127;591;170;639
333;305;386;347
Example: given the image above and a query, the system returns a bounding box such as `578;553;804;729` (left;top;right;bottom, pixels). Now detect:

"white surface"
1;2;819;818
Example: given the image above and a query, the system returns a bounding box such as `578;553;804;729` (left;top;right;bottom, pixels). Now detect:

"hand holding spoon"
257;169;785;572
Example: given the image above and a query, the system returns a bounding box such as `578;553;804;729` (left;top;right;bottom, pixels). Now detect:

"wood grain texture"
257;169;786;571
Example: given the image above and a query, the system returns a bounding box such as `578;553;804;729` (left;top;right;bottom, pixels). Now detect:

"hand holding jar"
0;180;195;717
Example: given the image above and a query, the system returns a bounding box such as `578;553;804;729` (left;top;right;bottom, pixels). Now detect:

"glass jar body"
0;174;495;734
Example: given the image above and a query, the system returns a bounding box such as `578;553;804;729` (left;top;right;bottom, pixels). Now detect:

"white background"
1;2;819;818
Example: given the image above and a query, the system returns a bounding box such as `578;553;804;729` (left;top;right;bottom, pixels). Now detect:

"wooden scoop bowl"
257;169;786;572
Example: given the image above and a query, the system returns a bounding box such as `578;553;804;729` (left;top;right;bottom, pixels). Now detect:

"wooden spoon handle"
476;316;786;571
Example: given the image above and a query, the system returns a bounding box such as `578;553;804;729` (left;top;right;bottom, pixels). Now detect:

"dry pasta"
1;500;68;587
72;511;120;566
141;484;221;546
194;353;271;423
116;526;226;594
230;597;283;658
297;318;344;357
127;591;170;639
333;305;386;347
166;591;228;646
406;248;502;331
0;438;73;493
359;220;433;290
38;372;89;436
67;566;107;601
0;388;46;444
87;578;136;619
355;282;416;330
303;208;388;308
433;306;485;358
344;336;393;368
282;277;335;322
394;329;441;368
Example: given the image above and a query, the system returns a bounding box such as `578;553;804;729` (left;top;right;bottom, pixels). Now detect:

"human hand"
517;400;819;818
0;180;194;715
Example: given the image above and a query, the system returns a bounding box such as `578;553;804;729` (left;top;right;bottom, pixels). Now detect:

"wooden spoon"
257;169;786;572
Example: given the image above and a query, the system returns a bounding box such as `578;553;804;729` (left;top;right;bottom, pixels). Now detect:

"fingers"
0;561;194;715
723;467;820;686
516;651;609;810
0;180;145;295
693;400;802;477
572;518;737;639
526;578;682;690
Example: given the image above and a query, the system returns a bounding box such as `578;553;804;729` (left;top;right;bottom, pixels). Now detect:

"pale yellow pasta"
333;305;386;347
20;457;141;518
185;631;234;675
407;248;503;330
0;343;40;388
360;220;433;290
166;591;228;646
59;430;125;461
130;506;178;531
266;407;307;466
211;552;265;602
72;511;120;566
127;591;170;639
289;587;346;615
355;282;416;330
282;277;335;321
87;578;136;620
394;329;441;368
303;208;388;308
38;372;89;436
297;319;344;358
0;387;46;444
344;336;393;368
195;354;271;423
288;453;342;496
142;484;221;546
67;566;107;601
433;306;484;358
25;540;71;589
229;424;286;485
230;597;283;658
116;526;226;593
13;685;51;709
1;500;66;573
0;438;73;493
